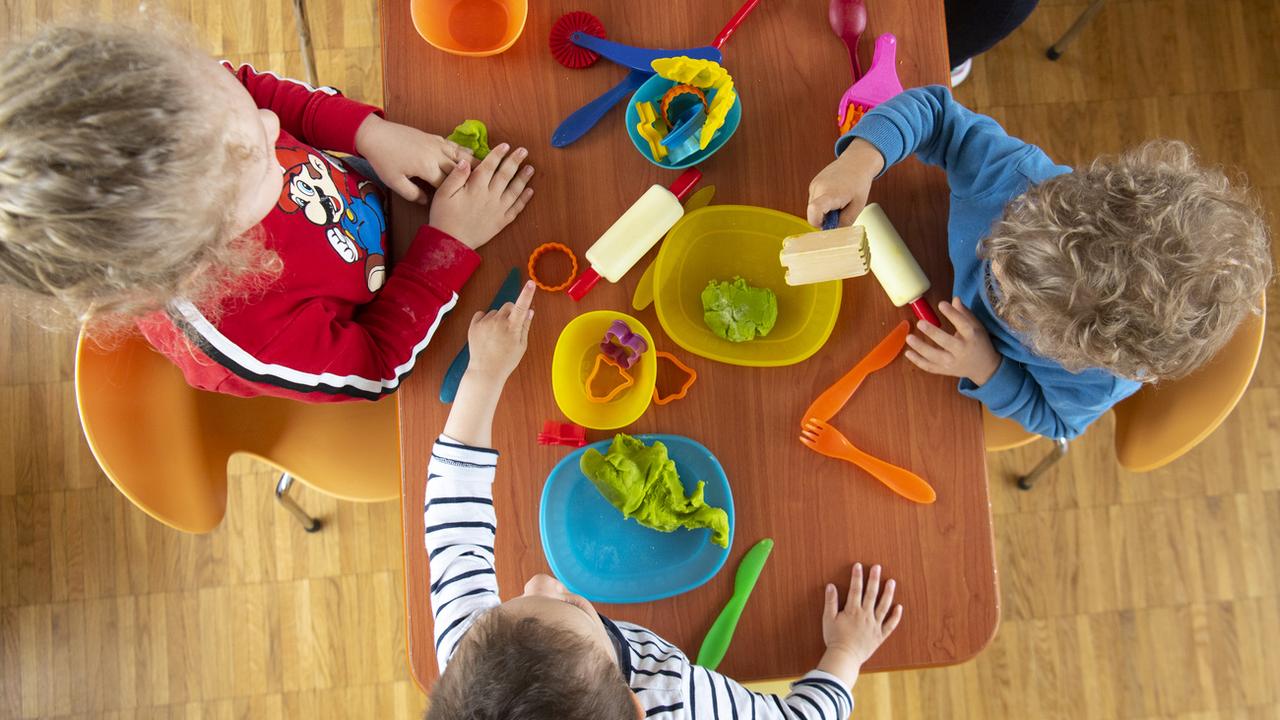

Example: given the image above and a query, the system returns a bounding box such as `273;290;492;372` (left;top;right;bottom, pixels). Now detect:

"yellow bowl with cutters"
552;311;657;430
651;206;842;367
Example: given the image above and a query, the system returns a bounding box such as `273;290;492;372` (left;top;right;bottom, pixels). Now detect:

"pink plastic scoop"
828;0;868;81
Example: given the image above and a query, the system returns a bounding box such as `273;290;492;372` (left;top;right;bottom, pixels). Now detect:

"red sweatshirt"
140;64;480;402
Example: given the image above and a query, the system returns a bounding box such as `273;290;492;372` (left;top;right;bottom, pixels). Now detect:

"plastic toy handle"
570;33;723;73
822;209;841;231
567;267;602;301
909;298;941;327
552;70;649;148
837;440;937;504
696;538;774;670
668;168;703;202
712;0;764;49
803;321;909;423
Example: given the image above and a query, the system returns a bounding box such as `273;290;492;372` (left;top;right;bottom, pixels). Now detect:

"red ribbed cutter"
549;11;606;69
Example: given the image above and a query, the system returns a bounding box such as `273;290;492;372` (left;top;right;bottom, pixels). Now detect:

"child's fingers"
845;563;863;610
388;174;427;205
510;281;536;326
883;605;903;635
806;194;843;228
905;334;949;365
471;143;510;186
520;308;534;345
937;300;974;335
437;160;472;197
904;349;934;373
470;310;485;327
505;188;534;224
916;319;961;352
824;584;839;620
445;141;473;164
862;564;881;611
874;578;896;622
501;164;535;206
490;147;528;191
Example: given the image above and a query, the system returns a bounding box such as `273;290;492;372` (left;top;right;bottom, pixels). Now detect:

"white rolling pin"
856;203;940;325
567;169;703;300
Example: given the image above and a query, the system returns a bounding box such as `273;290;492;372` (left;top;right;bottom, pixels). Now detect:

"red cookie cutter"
537;420;589;448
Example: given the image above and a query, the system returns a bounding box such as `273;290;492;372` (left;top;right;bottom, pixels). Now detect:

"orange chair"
985;298;1267;488
74;329;402;533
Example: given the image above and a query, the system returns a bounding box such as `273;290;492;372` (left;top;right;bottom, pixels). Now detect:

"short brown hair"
426;610;636;720
0;21;276;330
981;140;1272;381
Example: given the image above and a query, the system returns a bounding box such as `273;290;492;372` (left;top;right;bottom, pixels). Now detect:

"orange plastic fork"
800;418;936;504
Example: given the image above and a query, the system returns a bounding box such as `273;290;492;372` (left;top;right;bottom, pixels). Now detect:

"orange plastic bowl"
410;0;528;57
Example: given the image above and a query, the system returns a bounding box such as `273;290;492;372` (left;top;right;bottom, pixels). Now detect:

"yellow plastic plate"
652;205;842;367
552;311;657;430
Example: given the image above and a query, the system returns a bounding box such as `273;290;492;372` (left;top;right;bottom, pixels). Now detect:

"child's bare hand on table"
354;115;472;200
466;279;536;384
905;298;1002;386
806;138;886;228
429;143;535;250
817;563;903;688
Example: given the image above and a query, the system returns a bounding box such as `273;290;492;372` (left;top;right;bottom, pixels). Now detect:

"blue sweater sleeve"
835;85;1037;198
961;357;1142;440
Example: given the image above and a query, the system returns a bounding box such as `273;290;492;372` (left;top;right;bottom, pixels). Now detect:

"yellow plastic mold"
652;206;842;367
552;311;657;429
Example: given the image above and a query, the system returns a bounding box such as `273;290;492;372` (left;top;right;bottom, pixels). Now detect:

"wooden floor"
1;0;1276;718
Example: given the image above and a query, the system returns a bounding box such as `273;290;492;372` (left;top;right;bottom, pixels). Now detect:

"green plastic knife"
696;537;774;670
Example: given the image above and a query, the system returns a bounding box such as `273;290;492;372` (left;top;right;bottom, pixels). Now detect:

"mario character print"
277;147;387;292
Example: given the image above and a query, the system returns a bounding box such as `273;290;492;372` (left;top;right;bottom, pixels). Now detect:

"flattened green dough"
447;119;490;160
701;277;778;342
581;434;730;548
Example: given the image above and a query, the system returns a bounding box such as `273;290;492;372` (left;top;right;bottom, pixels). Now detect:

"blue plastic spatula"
569;33;722;73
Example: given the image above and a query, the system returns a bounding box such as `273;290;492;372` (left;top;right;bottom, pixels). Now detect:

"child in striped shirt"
423;280;904;720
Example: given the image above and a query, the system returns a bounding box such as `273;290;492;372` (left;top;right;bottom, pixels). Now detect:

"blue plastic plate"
539;434;734;604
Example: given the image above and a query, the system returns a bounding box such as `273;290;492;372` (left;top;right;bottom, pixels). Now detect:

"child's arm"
686;564;901;720
227;63;379;156
426;282;535;671
807;86;1041;227
174;151;533;402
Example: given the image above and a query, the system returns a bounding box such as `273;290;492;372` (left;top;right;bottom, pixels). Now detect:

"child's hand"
354;116;472;201
428;144;535;250
905;298;1002;386
466;280;536;383
806;138;885;228
819;563;902;685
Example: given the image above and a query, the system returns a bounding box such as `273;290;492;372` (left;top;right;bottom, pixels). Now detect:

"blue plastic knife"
439;267;523;403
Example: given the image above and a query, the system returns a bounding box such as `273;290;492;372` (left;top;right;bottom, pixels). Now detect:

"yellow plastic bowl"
410;0;528;57
652;206;843;367
552;311;657;430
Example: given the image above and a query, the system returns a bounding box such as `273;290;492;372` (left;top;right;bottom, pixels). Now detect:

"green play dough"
447;119;491;159
701;277;778;343
580;434;730;548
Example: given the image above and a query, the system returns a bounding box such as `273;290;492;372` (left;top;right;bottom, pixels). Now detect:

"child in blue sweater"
808;87;1272;439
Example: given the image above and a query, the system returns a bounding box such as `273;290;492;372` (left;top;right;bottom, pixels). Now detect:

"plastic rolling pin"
856;203;940;326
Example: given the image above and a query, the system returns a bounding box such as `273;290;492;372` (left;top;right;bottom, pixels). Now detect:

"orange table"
381;0;998;689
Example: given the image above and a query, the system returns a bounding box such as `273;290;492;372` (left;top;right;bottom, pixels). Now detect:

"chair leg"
291;0;320;87
1047;0;1107;60
1016;438;1070;490
275;473;323;532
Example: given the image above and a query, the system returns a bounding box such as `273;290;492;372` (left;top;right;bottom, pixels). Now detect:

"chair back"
75;331;402;533
1112;299;1267;472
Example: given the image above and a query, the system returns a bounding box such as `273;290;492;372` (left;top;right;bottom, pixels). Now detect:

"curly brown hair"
980;139;1272;381
0;21;278;331
426;610;637;720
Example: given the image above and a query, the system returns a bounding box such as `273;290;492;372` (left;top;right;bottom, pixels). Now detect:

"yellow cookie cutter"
652;351;697;406
585;353;635;404
634;101;669;161
652;57;735;149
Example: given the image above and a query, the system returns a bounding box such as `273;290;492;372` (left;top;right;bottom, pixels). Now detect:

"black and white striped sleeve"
424;436;502;672
685;666;854;720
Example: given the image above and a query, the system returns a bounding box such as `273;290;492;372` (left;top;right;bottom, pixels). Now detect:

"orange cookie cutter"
528;242;579;293
660;84;708;126
585;353;635;404
652;350;697;405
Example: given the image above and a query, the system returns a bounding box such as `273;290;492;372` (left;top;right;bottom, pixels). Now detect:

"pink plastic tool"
828;0;867;81
837;34;904;133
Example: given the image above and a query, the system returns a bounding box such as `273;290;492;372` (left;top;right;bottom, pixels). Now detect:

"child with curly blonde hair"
808;87;1272;439
0;22;534;401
